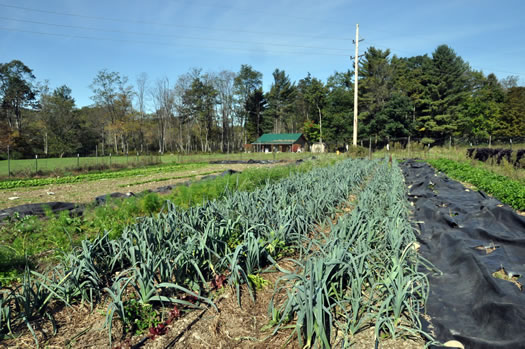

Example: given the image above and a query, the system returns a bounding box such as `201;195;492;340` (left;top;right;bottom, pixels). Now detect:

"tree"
40;85;81;157
245;88;266;142
323;70;353;147
151;77;175;154
135;72;149;152
90;69;134;154
303;120;320;143
498;87;525;138
500;75;518;90
234;65;262;146
359;47;394;137
265;69;295;134
419;45;470;140
295;73;327;141
304;77;327;142
181;72;218;152
0;60;38;132
456;72;504;140
215;70;236;152
370;93;414;139
392;54;432;129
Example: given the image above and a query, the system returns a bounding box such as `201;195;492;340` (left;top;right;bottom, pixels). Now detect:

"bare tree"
214;70;236;152
151;77;175;154
135;72;148;153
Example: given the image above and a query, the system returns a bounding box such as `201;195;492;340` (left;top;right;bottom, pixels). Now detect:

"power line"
0;26;349;58
0;2;353;42
0;16;350;52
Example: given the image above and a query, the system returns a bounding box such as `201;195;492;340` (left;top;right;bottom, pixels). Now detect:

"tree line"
1;44;523;158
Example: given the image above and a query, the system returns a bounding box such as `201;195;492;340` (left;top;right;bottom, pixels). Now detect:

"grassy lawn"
0;152;312;178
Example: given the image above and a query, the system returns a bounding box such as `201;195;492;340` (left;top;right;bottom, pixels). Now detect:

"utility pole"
352;24;363;147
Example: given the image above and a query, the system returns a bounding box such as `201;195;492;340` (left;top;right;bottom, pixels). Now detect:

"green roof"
252;133;303;144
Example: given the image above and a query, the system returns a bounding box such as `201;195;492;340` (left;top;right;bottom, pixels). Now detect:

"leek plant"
2;158;378;345
269;160;432;348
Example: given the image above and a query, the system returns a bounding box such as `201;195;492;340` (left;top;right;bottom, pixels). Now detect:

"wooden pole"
353;24;360;147
368;136;372;160
7;145;10;177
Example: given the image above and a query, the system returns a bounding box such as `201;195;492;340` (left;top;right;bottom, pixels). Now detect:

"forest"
1;44;524;159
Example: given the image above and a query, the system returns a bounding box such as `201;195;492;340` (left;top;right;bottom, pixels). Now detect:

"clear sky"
1;0;524;108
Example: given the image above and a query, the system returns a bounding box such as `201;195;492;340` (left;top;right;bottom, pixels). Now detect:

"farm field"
0;157;332;279
1;156;524;348
0;158;434;348
0;162;280;208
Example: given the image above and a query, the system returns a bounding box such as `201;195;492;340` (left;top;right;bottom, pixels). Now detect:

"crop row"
0;162;206;190
270;160;432;347
428;158;525;210
0;158;375;346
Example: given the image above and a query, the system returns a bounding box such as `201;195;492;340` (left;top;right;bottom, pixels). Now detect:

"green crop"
428;158;525;210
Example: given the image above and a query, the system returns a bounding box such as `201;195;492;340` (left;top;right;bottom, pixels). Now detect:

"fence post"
136;152;139;163
7;145;10;177
126;151;129;165
510;139;513;150
35;154;38;172
407;136;411;158
77;153;80;168
449;136;452;150
110;153;112;166
368;137;372;160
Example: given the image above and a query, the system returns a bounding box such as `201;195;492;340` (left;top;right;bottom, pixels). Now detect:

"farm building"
252;133;307;152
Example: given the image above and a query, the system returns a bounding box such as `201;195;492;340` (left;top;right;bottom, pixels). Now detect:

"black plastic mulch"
401;160;525;349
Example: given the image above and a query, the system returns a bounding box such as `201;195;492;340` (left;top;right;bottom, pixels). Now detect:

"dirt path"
0;163;283;209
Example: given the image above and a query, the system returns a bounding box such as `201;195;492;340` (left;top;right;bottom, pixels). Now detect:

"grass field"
0;152;312;178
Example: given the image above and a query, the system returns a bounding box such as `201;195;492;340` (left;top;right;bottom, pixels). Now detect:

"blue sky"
1;0;524;108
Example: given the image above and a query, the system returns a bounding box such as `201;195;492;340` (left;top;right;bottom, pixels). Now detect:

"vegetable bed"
0;159;432;348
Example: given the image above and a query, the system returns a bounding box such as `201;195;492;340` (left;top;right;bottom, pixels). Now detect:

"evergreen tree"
41;85;81;156
323;70;353;147
264;69;296;133
358;47;394;138
245;88;266;142
419;45;470;140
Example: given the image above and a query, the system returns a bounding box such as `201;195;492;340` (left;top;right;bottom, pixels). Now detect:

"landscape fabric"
402;160;525;349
